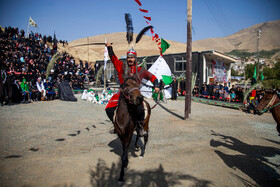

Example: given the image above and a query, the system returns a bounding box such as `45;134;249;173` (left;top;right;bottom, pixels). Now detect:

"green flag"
161;38;170;54
260;71;264;81
161;75;173;85
253;65;257;79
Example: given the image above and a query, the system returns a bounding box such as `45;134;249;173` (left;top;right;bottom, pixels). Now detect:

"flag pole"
27;17;30;38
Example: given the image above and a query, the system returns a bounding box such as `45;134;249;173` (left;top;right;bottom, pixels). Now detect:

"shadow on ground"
89;159;212;187
108;135;146;158
158;103;184;120
210;130;280;186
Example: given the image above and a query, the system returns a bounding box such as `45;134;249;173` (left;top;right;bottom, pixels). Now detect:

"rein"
259;94;280;114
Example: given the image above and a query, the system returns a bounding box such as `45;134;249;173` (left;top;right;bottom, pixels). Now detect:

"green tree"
244;64;255;79
262;61;280;89
231;67;238;76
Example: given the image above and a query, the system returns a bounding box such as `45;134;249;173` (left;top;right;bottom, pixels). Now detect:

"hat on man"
127;47;137;57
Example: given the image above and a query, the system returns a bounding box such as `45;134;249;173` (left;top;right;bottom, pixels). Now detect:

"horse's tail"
143;100;151;131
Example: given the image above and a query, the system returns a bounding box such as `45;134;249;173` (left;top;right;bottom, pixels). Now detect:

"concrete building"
97;50;238;89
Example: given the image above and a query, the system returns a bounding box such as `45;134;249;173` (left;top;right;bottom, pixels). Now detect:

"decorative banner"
104;38;108;70
134;0;142;6
140;56;172;99
212;60;227;83
133;0;170;55
29;17;38;28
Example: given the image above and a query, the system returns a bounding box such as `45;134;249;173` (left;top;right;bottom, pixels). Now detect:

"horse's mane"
123;76;138;83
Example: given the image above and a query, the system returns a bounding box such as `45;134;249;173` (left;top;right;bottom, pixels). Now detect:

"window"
146;59;154;69
174;56;186;72
106;62;114;80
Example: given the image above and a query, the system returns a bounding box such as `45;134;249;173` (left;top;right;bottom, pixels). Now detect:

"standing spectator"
171;77;178;101
229;84;236;94
223;83;229;93
208;82;214;98
235;87;243;102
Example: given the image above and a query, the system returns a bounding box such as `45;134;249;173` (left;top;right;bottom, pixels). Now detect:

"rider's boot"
137;120;147;136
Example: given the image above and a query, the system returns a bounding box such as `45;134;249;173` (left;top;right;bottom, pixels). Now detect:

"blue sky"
0;0;279;43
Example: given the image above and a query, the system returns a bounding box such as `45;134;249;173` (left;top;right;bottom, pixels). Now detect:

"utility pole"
185;0;192;120
257;29;261;80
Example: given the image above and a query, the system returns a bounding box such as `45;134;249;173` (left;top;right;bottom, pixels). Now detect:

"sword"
69;43;113;48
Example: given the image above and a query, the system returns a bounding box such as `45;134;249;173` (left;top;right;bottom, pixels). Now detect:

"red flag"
143;16;151;21
139;8;148;13
150;27;154;34
134;0;142;6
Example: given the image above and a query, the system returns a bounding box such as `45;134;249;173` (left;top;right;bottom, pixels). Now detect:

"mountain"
193;20;280;53
59;20;280;63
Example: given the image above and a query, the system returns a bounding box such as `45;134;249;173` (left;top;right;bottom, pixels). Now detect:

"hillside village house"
98;50;238;89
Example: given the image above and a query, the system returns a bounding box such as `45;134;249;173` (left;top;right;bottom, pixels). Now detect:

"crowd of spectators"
0;26;96;105
191;81;245;103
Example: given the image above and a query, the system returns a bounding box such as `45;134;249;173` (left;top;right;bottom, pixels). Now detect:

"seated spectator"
29;78;40;101
201;87;209;98
219;87;225;101
224;90;230;102
192;85;199;97
36;77;46;101
20;78;32;102
212;88;219;100
230;90;236;102
44;79;56;100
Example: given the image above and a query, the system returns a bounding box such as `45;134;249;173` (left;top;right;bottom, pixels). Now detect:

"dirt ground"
0;95;279;187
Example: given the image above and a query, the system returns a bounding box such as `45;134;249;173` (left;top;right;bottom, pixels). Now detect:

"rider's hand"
154;87;160;93
105;42;111;47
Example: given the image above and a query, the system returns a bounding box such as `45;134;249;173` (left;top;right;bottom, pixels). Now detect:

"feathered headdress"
125;13;153;51
125;13;133;44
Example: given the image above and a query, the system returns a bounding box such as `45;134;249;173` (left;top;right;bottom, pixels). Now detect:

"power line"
203;0;238;48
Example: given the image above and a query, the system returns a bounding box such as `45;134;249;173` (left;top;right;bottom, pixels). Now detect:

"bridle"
120;78;141;104
264;94;277;110
258;93;280;114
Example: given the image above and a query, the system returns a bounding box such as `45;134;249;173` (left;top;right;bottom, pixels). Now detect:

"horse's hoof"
139;156;143;159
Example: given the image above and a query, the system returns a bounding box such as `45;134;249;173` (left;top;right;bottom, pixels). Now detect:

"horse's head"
255;90;276;115
120;77;143;105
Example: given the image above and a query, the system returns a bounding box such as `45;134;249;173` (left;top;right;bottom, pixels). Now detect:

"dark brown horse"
255;90;280;135
114;77;151;182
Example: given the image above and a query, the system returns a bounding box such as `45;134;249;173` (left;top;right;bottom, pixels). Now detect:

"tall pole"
257;29;261;80
27;17;30;38
185;0;192;119
87;36;89;63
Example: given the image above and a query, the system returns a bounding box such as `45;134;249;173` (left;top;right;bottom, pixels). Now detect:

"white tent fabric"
140;56;172;99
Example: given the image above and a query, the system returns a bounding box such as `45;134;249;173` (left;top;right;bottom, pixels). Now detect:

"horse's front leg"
119;145;128;182
119;134;132;182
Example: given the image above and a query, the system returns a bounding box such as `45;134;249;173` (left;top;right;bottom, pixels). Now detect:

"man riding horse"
105;42;159;136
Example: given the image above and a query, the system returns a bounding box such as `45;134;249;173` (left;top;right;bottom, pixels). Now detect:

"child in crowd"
230;90;236;102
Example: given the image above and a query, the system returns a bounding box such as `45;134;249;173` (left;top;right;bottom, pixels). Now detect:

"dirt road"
0;96;279;186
